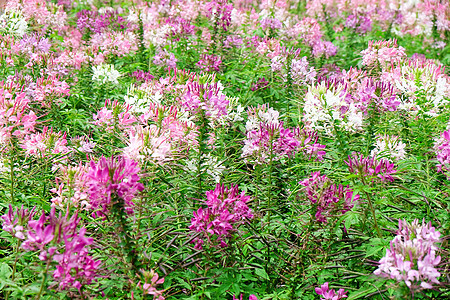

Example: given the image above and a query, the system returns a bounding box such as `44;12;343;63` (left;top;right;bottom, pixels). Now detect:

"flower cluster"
386;58;449;117
0;9;28;37
315;282;348;300
1;204;36;240
345;14;372;34
346;153;397;182
0;87;37;145
197;53;222;72
183;82;229;120
93;99;137;131
302;79;364;135
205;0;233;32
270;48;316;86
189;184;253;250
374;219;442;291
370;134;407;161
86;156;144;217
243;105;326;164
292;17;337;58
77;9;129;34
361;39;406;72
50;163;90;209
153;48;178;70
92;64;121;84
299;172;358;223
130;70;155;82
434;130;450;176
1;206;100;291
21;127;69;158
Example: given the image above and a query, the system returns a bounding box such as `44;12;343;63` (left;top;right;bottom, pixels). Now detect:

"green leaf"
255;268;269;280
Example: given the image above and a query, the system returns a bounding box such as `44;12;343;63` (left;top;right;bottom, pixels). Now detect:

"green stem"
112;194;142;279
360;177;382;238
35;260;51;300
10;156;14;204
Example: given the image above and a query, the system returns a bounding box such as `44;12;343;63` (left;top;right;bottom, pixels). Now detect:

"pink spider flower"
1;204;36;240
21;127;69;158
138;270;165;300
50;163;90;209
30;76;70;108
315;282;348;300
204;0;233;32
86;156;144;217
190;184;253;250
345;153;397;182
243;106;326;164
361;39;406;72
0;89;37;144
183;82;229;119
300;172;358;223
153;48;178;70
374;219;442;292
19;208;100;291
197;53;222;72
93;99;137;131
434;130;450;176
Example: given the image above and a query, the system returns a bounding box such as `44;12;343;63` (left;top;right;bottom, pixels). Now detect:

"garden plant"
0;0;449;299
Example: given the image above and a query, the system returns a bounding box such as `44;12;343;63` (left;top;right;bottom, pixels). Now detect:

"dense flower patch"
0;0;449;299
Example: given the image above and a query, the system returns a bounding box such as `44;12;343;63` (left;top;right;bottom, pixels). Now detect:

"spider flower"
299;172;357;223
189;184;253;249
86;156;144;217
374;219;441;292
315;282;348;300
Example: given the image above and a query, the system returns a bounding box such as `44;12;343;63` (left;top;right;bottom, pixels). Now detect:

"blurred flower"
434;130;450;176
315;282;348;300
153;48;177;70
0;9;28;37
92;64;121;84
197;54;222;72
371;134;406;161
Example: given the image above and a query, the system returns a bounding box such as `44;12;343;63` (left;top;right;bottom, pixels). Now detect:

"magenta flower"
233;294;258;300
22;213;55;252
17;208;100;291
189;184;253;249
205;0;233;31
183;82;229;119
130;69;154;82
300;172;358;223
315;282;348;300
86;156;144;217
345;153;397;182
242;106;326;164
166;17;196;41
